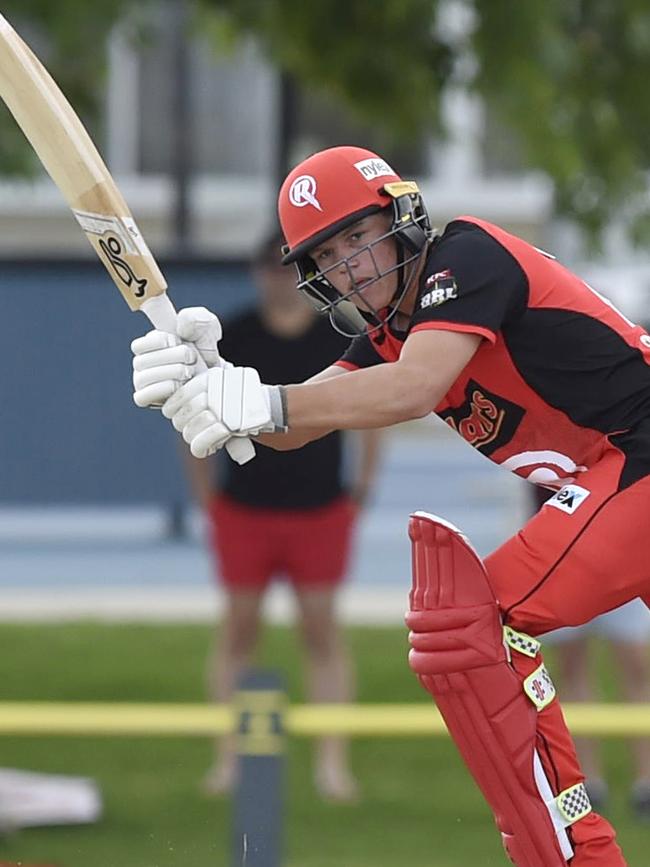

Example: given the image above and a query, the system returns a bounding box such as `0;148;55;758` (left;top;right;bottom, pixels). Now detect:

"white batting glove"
176;307;228;369
132;330;195;408
132;307;228;408
131;307;257;464
162;367;288;458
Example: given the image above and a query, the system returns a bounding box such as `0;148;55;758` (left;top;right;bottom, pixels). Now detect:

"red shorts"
207;494;357;589
486;440;650;636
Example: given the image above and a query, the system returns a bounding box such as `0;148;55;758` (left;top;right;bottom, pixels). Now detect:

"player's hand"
131;308;230;408
162;367;288;458
175;307;229;370
132;330;198;408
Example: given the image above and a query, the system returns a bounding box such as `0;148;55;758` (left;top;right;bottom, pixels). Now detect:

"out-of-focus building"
0;2;553;259
0;1;648;599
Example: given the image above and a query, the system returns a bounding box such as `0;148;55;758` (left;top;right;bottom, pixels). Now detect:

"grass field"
0;623;647;866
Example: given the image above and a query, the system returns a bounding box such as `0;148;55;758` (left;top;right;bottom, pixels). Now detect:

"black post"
169;0;192;254
166;500;186;540
274;71;299;201
231;669;285;867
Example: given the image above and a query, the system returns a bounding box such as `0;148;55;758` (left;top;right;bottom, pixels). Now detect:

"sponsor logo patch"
353;157;395;181
439;380;525;455
524;664;556;710
288;175;322;211
420;269;458;308
546;484;591;514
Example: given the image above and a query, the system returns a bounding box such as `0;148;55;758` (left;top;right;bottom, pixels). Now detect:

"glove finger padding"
176;307;224;369
131;330;181;356
132;330;199;408
133;380;179;408
191;423;232;458
133;363;196;392
170;393;208;433
181;410;218;444
162;371;210;419
132;343;197;372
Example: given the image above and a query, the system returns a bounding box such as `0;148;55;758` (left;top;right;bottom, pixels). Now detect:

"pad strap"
504;625;541;658
555;782;592;826
504;629;558;712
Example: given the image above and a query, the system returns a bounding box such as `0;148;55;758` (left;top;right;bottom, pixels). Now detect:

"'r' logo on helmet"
289;175;322;211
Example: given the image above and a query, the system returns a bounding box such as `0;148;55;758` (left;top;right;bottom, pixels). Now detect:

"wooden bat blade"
0;14;256;464
0;13;168;315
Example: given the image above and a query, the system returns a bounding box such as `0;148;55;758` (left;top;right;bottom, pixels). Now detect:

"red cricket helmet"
279;146;402;263
277;146;432;336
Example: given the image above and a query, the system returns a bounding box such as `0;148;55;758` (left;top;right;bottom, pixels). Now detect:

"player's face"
309;212;398;313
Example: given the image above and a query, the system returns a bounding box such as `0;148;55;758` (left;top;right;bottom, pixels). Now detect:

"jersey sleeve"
409;220;528;344
336;332;385;370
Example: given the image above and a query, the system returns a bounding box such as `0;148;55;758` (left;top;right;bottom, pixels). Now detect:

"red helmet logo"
288;175;323;211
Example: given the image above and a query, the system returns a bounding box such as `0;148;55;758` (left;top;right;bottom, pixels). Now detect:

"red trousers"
483;442;650;865
487;445;650;635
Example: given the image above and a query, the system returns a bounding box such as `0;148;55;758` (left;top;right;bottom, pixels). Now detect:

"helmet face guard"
287;182;432;337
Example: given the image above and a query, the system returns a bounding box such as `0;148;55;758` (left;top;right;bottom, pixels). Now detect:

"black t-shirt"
339;217;650;491
217;309;350;508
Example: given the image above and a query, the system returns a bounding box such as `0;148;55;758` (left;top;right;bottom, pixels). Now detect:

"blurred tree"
0;0;132;172
201;0;650;245
473;1;650;244
2;0;650;243
197;0;453;142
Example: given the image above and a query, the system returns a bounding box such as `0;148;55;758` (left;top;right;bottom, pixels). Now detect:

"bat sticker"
73;210;137;254
97;235;148;297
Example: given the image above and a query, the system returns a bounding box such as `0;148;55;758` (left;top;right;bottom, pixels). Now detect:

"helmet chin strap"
329;300;368;336
392;237;407;300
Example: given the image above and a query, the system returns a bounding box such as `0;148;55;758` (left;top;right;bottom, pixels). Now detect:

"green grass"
0;623;646;866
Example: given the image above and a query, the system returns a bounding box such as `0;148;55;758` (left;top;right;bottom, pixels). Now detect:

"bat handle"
140;293;256;465
140;291;180;333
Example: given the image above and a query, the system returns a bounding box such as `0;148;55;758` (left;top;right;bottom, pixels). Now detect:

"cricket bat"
0;13;254;463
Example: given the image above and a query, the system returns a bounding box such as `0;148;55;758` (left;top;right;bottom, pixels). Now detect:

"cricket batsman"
131;146;650;865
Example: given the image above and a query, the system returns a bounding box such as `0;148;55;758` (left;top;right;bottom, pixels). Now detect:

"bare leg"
294;585;358;802
610;640;650;816
554;636;605;791
203;588;265;795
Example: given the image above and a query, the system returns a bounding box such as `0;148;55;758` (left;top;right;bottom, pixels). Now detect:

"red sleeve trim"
334;360;359;371
410;321;496;345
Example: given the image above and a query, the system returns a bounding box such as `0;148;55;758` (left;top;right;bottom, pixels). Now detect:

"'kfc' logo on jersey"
353;157;395;180
289;175;322;211
439;380;525;455
421;269;458;308
546;484;591;514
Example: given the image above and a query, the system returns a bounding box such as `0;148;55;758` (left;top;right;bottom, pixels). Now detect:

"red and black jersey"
338;217;650;489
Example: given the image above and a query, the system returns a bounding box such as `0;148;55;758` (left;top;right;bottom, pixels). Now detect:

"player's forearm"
284;362;438;430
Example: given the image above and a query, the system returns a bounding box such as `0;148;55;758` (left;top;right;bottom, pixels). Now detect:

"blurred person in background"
184;233;381;801
530;486;650;820
131;145;650;864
